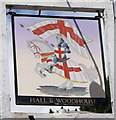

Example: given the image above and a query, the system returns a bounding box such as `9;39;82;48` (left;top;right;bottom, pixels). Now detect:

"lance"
66;0;103;88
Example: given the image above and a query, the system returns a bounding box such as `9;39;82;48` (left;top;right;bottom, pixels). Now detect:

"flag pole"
66;0;103;87
73;19;103;87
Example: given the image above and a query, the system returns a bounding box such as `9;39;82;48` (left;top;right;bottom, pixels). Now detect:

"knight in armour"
52;34;71;64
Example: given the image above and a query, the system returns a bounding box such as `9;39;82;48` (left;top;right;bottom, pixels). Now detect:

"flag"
27;19;91;58
52;60;88;83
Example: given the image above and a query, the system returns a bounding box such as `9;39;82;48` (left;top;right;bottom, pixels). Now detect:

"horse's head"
27;40;41;58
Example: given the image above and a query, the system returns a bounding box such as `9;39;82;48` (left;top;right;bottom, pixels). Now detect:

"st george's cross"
54;45;82;80
26;19;91;58
26;19;98;83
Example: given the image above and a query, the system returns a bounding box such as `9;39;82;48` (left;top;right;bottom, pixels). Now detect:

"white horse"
27;39;55;77
27;39;98;90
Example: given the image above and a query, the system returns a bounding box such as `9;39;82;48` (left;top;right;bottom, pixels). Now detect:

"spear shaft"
66;0;103;87
73;19;103;87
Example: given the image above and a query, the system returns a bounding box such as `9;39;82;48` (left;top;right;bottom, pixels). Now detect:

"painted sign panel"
12;14;106;106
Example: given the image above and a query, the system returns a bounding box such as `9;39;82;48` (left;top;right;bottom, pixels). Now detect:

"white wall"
114;2;116;119
0;0;115;119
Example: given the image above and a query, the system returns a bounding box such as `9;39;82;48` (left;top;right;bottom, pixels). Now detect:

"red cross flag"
53;47;87;82
53;60;87;82
26;19;91;58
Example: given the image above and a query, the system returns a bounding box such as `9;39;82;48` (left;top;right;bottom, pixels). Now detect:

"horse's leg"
40;68;47;77
58;80;70;90
35;63;46;78
35;63;41;74
66;81;74;90
58;80;74;90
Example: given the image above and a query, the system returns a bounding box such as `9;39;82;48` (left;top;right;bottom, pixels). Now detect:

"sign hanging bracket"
95;10;104;19
38;10;41;16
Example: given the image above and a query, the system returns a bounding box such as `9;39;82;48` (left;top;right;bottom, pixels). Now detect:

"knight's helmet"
56;34;64;44
56;34;62;39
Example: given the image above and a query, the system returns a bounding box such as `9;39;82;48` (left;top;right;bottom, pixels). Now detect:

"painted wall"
0;0;115;119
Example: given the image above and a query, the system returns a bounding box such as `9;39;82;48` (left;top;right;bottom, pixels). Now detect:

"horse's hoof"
85;88;89;93
58;86;66;90
66;87;73;91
